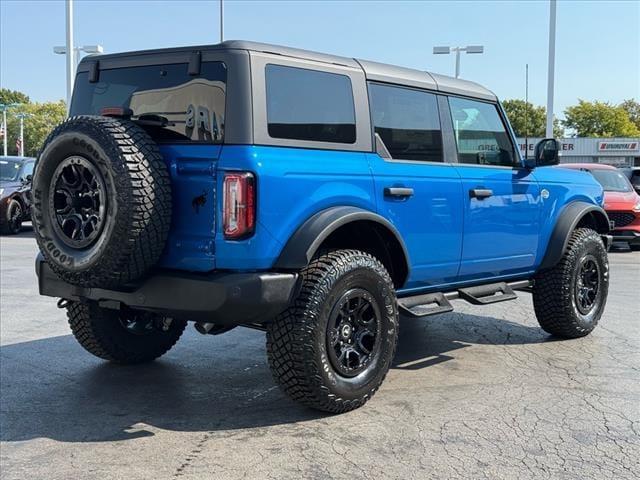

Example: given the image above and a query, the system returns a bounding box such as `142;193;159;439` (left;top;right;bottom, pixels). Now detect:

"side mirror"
533;138;560;167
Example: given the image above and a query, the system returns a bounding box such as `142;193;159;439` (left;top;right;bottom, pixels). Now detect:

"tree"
563;100;640;137
0;88;30;105
502;99;564;138
620;99;640;131
5;100;66;157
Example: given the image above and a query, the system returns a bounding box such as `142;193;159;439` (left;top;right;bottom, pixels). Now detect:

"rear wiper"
132;114;175;127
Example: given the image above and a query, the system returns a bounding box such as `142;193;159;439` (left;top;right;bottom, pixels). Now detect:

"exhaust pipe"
194;322;235;335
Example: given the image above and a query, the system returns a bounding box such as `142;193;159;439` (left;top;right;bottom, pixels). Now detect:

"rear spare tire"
31;115;171;288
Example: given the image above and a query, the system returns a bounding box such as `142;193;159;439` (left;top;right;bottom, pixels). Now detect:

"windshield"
0;159;22;181
589;169;633;193
71;61;227;143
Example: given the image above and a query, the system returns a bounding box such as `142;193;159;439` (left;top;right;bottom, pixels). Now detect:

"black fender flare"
274;206;411;273
538;201;610;271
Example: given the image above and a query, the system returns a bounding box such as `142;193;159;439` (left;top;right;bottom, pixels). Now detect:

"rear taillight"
223;172;256;239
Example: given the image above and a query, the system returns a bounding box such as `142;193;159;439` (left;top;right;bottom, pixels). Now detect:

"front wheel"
266;250;399;413
533;228;609;338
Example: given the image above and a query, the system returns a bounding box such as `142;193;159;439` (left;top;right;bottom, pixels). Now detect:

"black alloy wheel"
574;254;600;315
50;156;107;249
327;288;381;377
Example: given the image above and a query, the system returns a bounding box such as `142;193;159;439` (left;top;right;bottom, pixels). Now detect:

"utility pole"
65;0;75;111
546;0;557;138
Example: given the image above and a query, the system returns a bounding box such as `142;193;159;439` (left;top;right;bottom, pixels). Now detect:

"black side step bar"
458;282;517;305
398;293;453;318
398;280;531;318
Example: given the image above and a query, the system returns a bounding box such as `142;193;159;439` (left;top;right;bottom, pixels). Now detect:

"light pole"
0;103;19;156
53;0;104;112
15;113;33;157
546;0;557;138
433;45;484;79
220;0;224;43
65;0;74;110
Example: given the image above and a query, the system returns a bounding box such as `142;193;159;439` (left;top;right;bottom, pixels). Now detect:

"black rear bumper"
36;256;299;325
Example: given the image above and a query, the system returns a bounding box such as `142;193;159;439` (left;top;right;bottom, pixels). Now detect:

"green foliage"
2;89;66;157
620;99;640;131
502;99;564;138
563;100;640;137
0;88;30;105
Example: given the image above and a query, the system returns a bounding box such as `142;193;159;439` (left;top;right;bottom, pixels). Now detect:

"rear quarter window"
265;64;356;144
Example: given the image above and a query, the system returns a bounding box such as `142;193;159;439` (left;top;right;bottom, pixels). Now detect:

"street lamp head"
465;45;484;54
433;46;451;55
81;45;104;54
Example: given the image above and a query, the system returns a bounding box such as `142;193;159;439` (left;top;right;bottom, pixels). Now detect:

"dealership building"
516;138;640;167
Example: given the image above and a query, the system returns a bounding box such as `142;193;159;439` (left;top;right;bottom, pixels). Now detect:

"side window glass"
368;83;443;162
22;162;35;178
448;97;516;167
265;64;356;144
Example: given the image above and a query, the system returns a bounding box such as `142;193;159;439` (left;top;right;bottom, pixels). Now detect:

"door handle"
469;188;493;199
384;187;414;198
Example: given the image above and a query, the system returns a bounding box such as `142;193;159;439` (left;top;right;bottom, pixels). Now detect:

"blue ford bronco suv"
32;41;612;413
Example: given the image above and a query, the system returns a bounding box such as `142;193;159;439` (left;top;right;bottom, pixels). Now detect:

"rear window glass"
71;62;227;143
265;64;356;144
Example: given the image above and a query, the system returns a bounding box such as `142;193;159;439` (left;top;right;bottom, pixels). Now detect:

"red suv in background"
561;163;640;250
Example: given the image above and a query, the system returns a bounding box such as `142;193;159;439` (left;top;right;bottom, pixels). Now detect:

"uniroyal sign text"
598;141;639;152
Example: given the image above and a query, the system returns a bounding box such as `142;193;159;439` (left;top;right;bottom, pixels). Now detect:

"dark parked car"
0;156;35;234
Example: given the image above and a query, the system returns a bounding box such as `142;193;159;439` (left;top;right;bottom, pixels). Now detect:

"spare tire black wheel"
31;115;172;288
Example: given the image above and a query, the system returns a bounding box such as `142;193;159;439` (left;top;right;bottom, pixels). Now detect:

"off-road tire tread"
266;249;398;413
533;228;608;338
66;301;186;364
33;116;171;287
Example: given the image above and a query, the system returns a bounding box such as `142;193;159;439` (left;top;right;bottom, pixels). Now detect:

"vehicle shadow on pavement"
393;311;557;370
0;312;555;443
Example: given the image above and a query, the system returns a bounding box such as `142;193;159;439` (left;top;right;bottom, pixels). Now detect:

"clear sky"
1;0;638;118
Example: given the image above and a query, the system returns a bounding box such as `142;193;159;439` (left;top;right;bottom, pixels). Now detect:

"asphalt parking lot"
1;227;639;480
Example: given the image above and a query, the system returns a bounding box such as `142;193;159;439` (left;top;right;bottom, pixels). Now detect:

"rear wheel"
0;199;23;235
266;250;398;413
533;228;609;338
66;302;186;364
